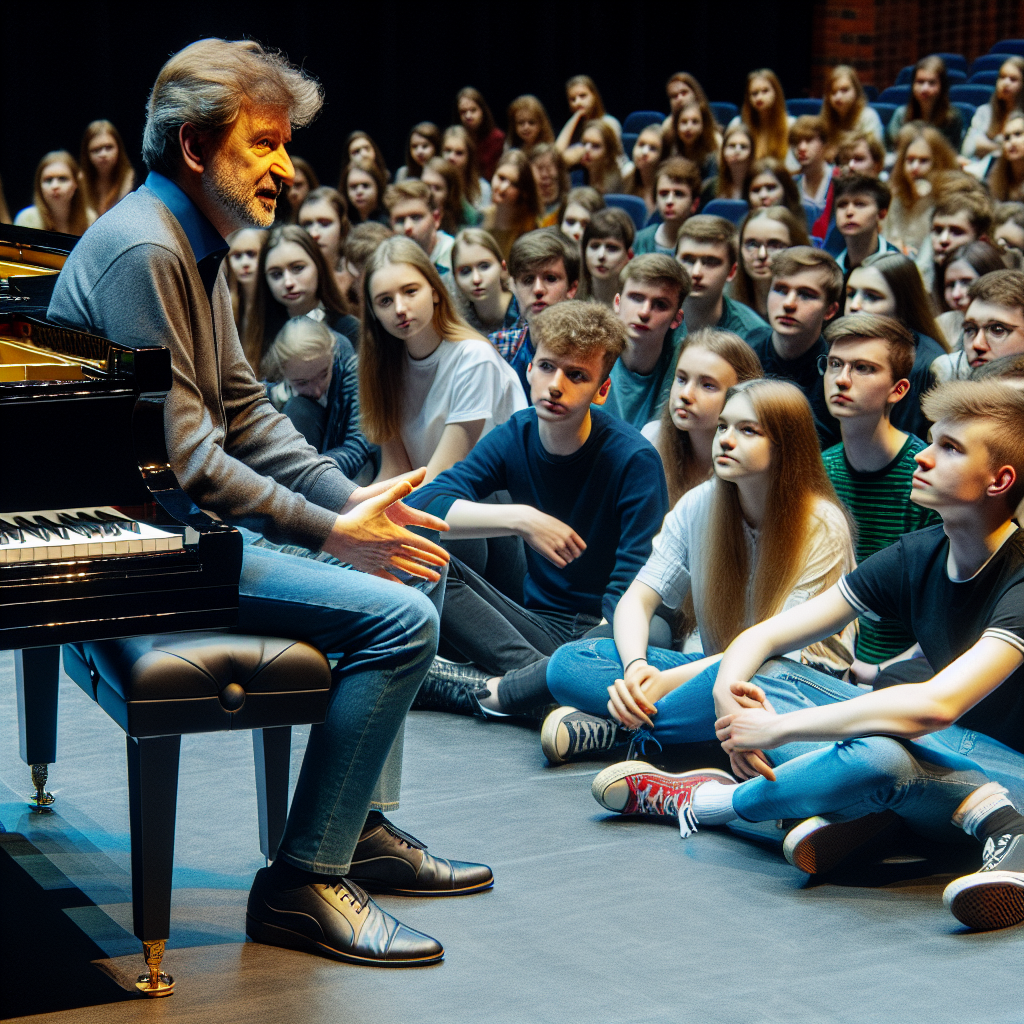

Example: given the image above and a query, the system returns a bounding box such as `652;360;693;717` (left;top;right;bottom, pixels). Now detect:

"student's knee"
547;637;620;704
835;735;921;789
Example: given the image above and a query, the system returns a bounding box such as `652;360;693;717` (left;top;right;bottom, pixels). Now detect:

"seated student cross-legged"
748;246;845;448
600;254;688;428
818;314;941;674
405;302;669;718
587;379;1024;933
544;378;855;763
675;215;773;346
490;229;581;398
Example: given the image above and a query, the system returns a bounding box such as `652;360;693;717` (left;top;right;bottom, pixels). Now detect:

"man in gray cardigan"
48;38;492;968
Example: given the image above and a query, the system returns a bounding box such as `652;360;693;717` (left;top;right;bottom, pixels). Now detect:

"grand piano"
1;223;241;805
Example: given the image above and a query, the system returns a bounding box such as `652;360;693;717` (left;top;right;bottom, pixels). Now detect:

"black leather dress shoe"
245;868;444;966
348;816;494;896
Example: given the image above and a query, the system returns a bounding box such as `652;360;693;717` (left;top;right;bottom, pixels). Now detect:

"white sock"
690;781;738;826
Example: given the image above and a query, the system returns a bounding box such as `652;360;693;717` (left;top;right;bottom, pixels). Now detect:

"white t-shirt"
401;338;527;469
641;421;661;446
636;479;855;667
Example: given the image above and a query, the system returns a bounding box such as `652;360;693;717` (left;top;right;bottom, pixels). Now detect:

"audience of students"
633;158;701;255
730;207;810;318
15;151;94;235
78;120;134;218
643;328;763;506
577;208;634;307
885;56;965;152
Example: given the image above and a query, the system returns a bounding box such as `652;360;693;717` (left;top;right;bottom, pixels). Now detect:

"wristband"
623;657;648;674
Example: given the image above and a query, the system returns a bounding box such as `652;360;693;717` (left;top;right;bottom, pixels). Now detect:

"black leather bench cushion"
63;633;331;738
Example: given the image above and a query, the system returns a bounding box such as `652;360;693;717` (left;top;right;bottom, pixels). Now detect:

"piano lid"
0;223;76;317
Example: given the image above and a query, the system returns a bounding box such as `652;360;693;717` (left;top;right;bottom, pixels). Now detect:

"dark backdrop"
1;2;814;214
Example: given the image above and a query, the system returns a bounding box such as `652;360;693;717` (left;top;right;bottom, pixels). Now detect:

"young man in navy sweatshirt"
406;301;669;718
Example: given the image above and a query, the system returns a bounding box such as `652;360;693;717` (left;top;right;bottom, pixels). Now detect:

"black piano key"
13;516;50;541
32;515;68;540
0;518;23;543
76;512;121;536
95;509;141;534
60;513;102;537
52;514;91;537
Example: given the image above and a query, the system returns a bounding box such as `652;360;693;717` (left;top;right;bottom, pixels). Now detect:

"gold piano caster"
135;940;174;997
29;764;54;811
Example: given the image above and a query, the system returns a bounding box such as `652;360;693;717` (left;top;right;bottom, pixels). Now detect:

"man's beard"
203;161;278;229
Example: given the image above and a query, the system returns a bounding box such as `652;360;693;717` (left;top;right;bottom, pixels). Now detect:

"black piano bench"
61;633;331;997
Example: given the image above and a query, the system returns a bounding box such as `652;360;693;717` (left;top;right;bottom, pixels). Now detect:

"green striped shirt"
823;434;941;662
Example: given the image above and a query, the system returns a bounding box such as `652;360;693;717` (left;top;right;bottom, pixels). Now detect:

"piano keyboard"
0;506;183;564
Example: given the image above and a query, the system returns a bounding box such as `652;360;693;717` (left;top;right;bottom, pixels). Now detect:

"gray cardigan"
48;186;355;550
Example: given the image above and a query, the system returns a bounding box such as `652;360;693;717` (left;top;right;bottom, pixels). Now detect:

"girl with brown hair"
885;56;964;153
545;378;856;758
284;156;319;222
743;157;804;219
297;186;351;290
555;75;622;167
422;156;477;235
242;224;356;371
450;228;518;335
624;125;665;214
481;150;541;258
395;122;442;182
14;151;93;235
455;87;505;180
986;113;1024;203
530;143;571;226
344;130;389;180
644;328;763;507
225;227;268;346
665;100;720;181
704;125;754;203
730;206;809;317
819;65;883;160
78;120;135;217
733;69;792;163
882;124;958;256
443;124;490;210
962;56;1024;159
359;236;525;481
340;161;389;225
506;95;555;152
579;119;624;195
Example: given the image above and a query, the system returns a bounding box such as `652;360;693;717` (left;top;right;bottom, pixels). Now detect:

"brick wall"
811;0;1024;94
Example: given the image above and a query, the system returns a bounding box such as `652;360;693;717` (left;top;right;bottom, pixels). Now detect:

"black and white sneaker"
541;706;619;764
413;657;492;716
943;831;1024;931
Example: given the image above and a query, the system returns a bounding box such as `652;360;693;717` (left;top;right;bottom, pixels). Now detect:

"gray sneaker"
413;657;491;716
541;706;619;764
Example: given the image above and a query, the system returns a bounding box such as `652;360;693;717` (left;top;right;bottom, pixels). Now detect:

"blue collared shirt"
144;171;228;266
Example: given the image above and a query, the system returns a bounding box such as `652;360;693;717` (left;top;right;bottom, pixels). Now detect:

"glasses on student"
742;239;788;254
817;355;880;377
961;321;1023;344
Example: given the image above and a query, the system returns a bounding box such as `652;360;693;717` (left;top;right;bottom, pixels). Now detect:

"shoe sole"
943;872;1024;931
592;761;735;813
348;876;494;897
783;811;899;874
245;914;445;966
541;706;578;764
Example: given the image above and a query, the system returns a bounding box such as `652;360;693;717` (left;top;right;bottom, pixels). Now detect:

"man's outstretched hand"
326;471;450;582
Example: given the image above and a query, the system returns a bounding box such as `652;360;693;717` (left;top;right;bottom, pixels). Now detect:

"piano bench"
61;632;332;996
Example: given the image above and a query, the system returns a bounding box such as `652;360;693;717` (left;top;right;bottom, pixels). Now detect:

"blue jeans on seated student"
547;639;1024;842
235;527;443;875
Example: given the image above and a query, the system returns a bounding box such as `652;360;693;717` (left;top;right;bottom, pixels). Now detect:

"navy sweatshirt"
407;408;669;621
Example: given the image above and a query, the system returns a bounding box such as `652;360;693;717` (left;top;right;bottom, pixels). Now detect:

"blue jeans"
235;529;441;875
547;639;1024;842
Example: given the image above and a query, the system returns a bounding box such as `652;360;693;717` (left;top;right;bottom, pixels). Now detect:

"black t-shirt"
839;525;1024;752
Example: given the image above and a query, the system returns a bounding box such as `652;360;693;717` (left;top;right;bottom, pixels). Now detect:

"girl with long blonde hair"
819;65;882;160
736;69;792;163
506;95;555;152
15;151;93;235
545;378;856;761
359;236;525;481
79;120;135;217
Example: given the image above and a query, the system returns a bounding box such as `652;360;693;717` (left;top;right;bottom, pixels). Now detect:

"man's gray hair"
142;38;323;175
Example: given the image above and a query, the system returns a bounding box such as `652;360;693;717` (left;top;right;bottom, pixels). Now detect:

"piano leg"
15;647;60;809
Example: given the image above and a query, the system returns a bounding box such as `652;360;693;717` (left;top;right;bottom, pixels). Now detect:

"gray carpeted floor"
1;649;1022;1024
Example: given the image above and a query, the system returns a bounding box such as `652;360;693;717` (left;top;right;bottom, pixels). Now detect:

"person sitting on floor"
406;300;668;719
543;377;855;763
600;254;688;429
674;215;772;346
584;378;1024;934
262;316;373;481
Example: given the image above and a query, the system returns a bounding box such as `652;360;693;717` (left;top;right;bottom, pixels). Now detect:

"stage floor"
2;651;1022;1023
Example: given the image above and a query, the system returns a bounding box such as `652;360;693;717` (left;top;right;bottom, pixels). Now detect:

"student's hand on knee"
324;479;451;582
606;674;658;729
515;508;587;567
